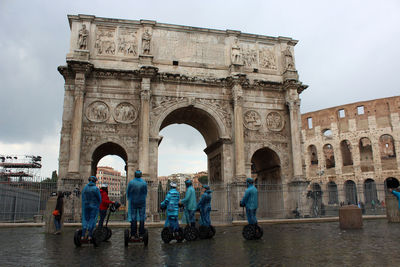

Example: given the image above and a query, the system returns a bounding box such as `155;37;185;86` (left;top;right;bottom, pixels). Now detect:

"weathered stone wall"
301;96;400;205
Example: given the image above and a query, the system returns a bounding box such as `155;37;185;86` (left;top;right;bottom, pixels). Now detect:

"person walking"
53;192;64;235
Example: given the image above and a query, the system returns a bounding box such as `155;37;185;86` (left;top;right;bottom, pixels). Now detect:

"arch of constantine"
57;14;308;221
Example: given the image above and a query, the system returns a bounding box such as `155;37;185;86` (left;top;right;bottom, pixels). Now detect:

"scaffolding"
0;155;42;182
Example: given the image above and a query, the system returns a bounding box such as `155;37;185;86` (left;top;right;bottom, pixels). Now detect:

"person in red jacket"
98;184;114;228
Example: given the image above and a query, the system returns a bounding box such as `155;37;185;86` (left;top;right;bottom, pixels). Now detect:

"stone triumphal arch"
58;14;308;221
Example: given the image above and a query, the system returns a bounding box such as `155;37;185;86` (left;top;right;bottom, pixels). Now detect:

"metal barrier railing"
0;180;389;223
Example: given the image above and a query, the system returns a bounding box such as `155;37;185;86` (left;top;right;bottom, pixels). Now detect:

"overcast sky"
0;0;399;178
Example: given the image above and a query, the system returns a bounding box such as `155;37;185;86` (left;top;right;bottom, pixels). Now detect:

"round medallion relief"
243;110;262;130
266;112;284;131
113;102;137;123
86;101;110;122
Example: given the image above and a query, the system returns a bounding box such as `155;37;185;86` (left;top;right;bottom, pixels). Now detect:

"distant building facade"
96;166;126;199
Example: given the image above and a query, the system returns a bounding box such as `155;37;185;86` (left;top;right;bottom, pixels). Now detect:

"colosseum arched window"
308;145;318;166
323;144;335;169
359;137;374;172
379;134;397;170
340;140;353;166
327;181;338;204
364;179;378;205
345;180;358;205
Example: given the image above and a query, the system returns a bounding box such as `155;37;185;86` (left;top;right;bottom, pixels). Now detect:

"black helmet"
135;170;142;178
202;184;210;190
88;176;98;183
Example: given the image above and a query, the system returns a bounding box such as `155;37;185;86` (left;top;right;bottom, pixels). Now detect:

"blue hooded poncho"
81;181;101;230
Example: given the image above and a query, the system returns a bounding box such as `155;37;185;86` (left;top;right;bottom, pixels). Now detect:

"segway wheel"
143;229;149;247
199;225;210;239
184;225;199;241
105;227;112;241
175;227;184;243
93;227;107;243
208;225;216;239
242;224;256;240
161;227;173;244
254;225;263;240
74;229;82;247
124;229;130;247
92;235;99;247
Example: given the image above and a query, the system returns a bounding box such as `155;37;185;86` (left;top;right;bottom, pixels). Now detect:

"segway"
198;225;216;239
183;225;199;241
124;227;149;247
74;229;99;247
161;225;184;244
242;224;263;240
93;202;121;243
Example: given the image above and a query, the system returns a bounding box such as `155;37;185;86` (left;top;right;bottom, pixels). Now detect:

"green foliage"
41;170;58;184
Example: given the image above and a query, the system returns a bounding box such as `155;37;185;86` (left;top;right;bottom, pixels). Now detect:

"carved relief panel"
117;28;138;57
266;112;284;131
244;110;262;130
209;154;222;182
85;101;110;122
95;27;116;55
113;102;138;123
236;43;277;70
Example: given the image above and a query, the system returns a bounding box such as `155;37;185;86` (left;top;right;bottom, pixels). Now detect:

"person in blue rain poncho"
161;182;180;231
389;188;400;210
127;170;148;237
197;185;212;227
81;176;101;240
240;178;258;225
180;179;197;227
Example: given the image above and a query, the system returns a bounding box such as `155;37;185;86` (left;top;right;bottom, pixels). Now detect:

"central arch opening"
158;106;223;183
251;147;283;218
157;106;223;220
90;142;128;214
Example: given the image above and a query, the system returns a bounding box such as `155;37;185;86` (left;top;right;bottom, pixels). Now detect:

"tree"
51;170;58;182
198;175;208;185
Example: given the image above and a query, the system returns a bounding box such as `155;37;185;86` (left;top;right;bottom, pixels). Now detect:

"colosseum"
301;95;400;215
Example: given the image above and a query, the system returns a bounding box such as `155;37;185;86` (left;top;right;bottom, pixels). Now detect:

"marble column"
287;99;303;178
139;77;151;176
68;70;88;173
232;79;246;180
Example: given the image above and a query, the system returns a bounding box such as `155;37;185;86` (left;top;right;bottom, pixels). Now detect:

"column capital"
286;99;301;110
283;79;308;94
67;60;93;75
138;66;158;79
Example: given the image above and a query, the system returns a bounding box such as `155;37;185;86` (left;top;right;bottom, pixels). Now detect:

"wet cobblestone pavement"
1;220;400;266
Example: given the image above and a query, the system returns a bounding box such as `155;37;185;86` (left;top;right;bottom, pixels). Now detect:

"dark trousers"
98;209;107;228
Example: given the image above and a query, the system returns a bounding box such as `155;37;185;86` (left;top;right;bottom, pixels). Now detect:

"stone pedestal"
44;197;57;233
339;205;362;229
386;195;400;222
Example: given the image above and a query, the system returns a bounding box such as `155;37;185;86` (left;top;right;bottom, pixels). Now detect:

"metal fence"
0;181;57;222
0;180;390;223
